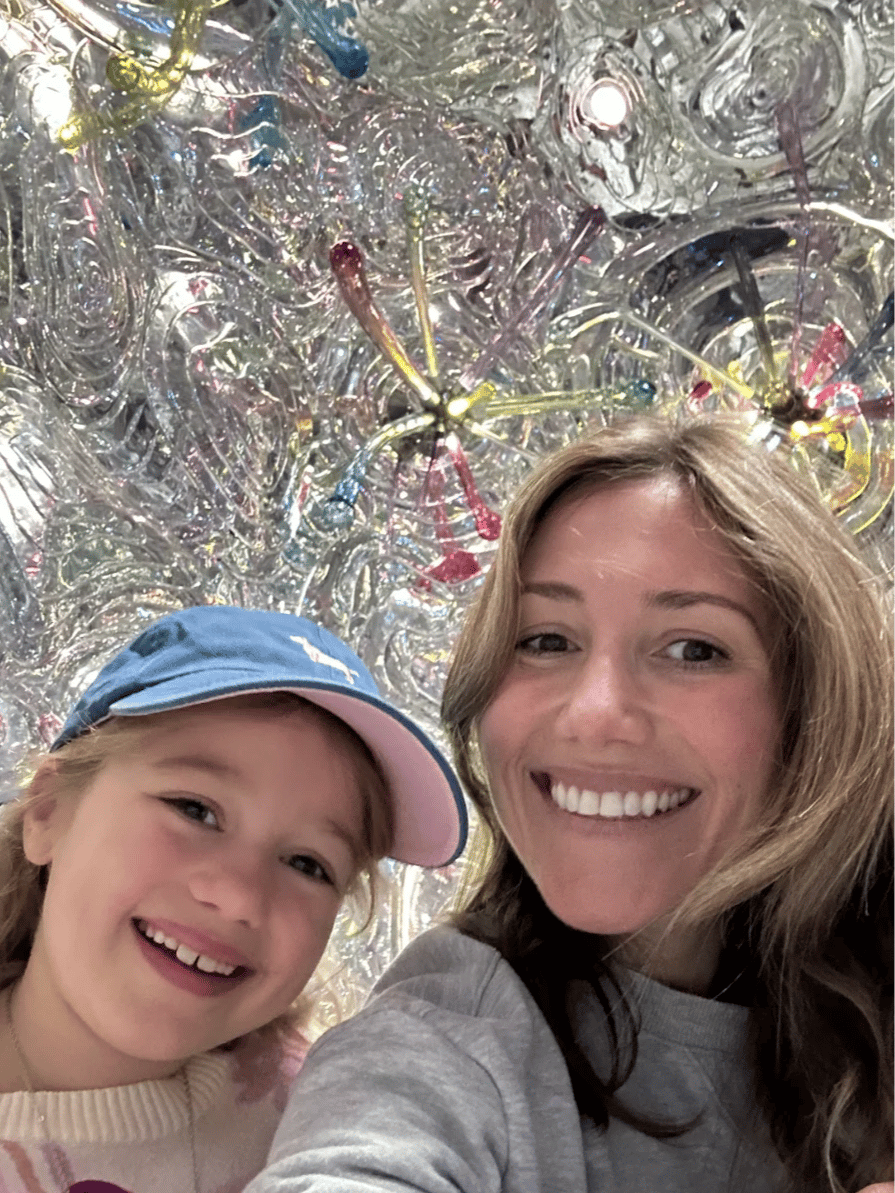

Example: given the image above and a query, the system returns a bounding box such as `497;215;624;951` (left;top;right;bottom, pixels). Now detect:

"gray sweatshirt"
248;925;786;1193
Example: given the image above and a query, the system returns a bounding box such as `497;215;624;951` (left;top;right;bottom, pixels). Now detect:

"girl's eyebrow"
324;817;363;868
151;755;243;781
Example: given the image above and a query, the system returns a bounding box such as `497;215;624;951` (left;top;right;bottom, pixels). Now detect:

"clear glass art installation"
0;0;890;1007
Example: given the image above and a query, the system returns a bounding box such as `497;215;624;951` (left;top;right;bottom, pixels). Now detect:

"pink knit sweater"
0;1033;305;1193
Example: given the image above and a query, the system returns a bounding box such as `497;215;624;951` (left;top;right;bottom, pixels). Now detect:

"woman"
249;418;892;1193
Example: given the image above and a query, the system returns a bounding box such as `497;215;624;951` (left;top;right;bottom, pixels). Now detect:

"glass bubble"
562;198;893;532
680;1;865;171
17;141;144;410
354;0;555;119
534;31;683;217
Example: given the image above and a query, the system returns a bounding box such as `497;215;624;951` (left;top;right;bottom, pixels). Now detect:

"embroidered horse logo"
290;636;359;686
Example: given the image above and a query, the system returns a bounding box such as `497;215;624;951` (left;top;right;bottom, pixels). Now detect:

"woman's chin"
541;896;673;941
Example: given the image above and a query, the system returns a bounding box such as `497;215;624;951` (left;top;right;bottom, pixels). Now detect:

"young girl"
0;604;466;1193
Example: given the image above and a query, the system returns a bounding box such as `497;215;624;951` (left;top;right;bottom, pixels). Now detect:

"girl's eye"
163;797;220;829
287;854;335;886
663;638;729;666
517;631;576;655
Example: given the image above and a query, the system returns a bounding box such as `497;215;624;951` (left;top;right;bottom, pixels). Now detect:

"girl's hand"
855;1184;895;1193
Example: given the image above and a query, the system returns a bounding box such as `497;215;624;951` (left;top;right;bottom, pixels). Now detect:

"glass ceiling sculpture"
0;0;890;1005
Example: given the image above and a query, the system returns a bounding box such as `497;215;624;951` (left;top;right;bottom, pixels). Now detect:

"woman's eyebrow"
646;589;761;634
520;581;583;602
523;582;762;636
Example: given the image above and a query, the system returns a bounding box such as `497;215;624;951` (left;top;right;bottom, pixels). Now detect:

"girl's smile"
132;917;251;996
477;476;781;971
15;701;367;1091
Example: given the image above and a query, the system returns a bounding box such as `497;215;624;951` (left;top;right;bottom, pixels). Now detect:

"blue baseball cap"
52;606;467;867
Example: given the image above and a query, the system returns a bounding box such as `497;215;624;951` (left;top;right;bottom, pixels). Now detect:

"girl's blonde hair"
443;415;893;1191
0;691;394;1044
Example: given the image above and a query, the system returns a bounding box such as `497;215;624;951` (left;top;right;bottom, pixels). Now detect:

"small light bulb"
581;79;630;129
27;65;74;139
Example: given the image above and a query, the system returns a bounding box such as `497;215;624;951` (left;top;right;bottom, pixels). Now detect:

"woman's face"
477;476;780;939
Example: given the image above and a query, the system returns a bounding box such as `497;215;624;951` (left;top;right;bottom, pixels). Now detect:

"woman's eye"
517;631;575;655
664;638;728;666
164;797;220;829
287;854;335;886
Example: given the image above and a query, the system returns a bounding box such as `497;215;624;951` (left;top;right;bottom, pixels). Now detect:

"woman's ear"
21;761;71;866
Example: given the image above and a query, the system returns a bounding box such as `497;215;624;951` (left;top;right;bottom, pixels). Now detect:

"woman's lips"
533;771;701;819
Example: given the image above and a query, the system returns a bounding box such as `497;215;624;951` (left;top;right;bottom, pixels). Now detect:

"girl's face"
478;477;780;943
21;701;367;1086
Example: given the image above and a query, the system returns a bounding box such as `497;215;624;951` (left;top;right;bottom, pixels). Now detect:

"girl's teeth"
549;784;692;819
176;944;199;967
139;922;236;976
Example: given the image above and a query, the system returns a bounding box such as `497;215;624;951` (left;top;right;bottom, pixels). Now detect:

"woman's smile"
535;771;700;820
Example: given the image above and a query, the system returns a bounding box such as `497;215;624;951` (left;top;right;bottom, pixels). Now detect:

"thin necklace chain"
5;986;200;1193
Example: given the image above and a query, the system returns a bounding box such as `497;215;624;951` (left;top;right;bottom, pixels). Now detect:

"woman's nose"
554;652;652;746
187;846;271;928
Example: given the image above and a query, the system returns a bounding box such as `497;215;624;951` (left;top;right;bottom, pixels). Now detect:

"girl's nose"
554;652;652;747
187;847;271;928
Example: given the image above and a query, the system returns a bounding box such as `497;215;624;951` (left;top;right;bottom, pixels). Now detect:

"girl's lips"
132;922;251;998
134;916;253;972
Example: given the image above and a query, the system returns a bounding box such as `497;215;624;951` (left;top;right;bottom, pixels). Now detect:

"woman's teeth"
137;921;237;976
550;782;695;818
